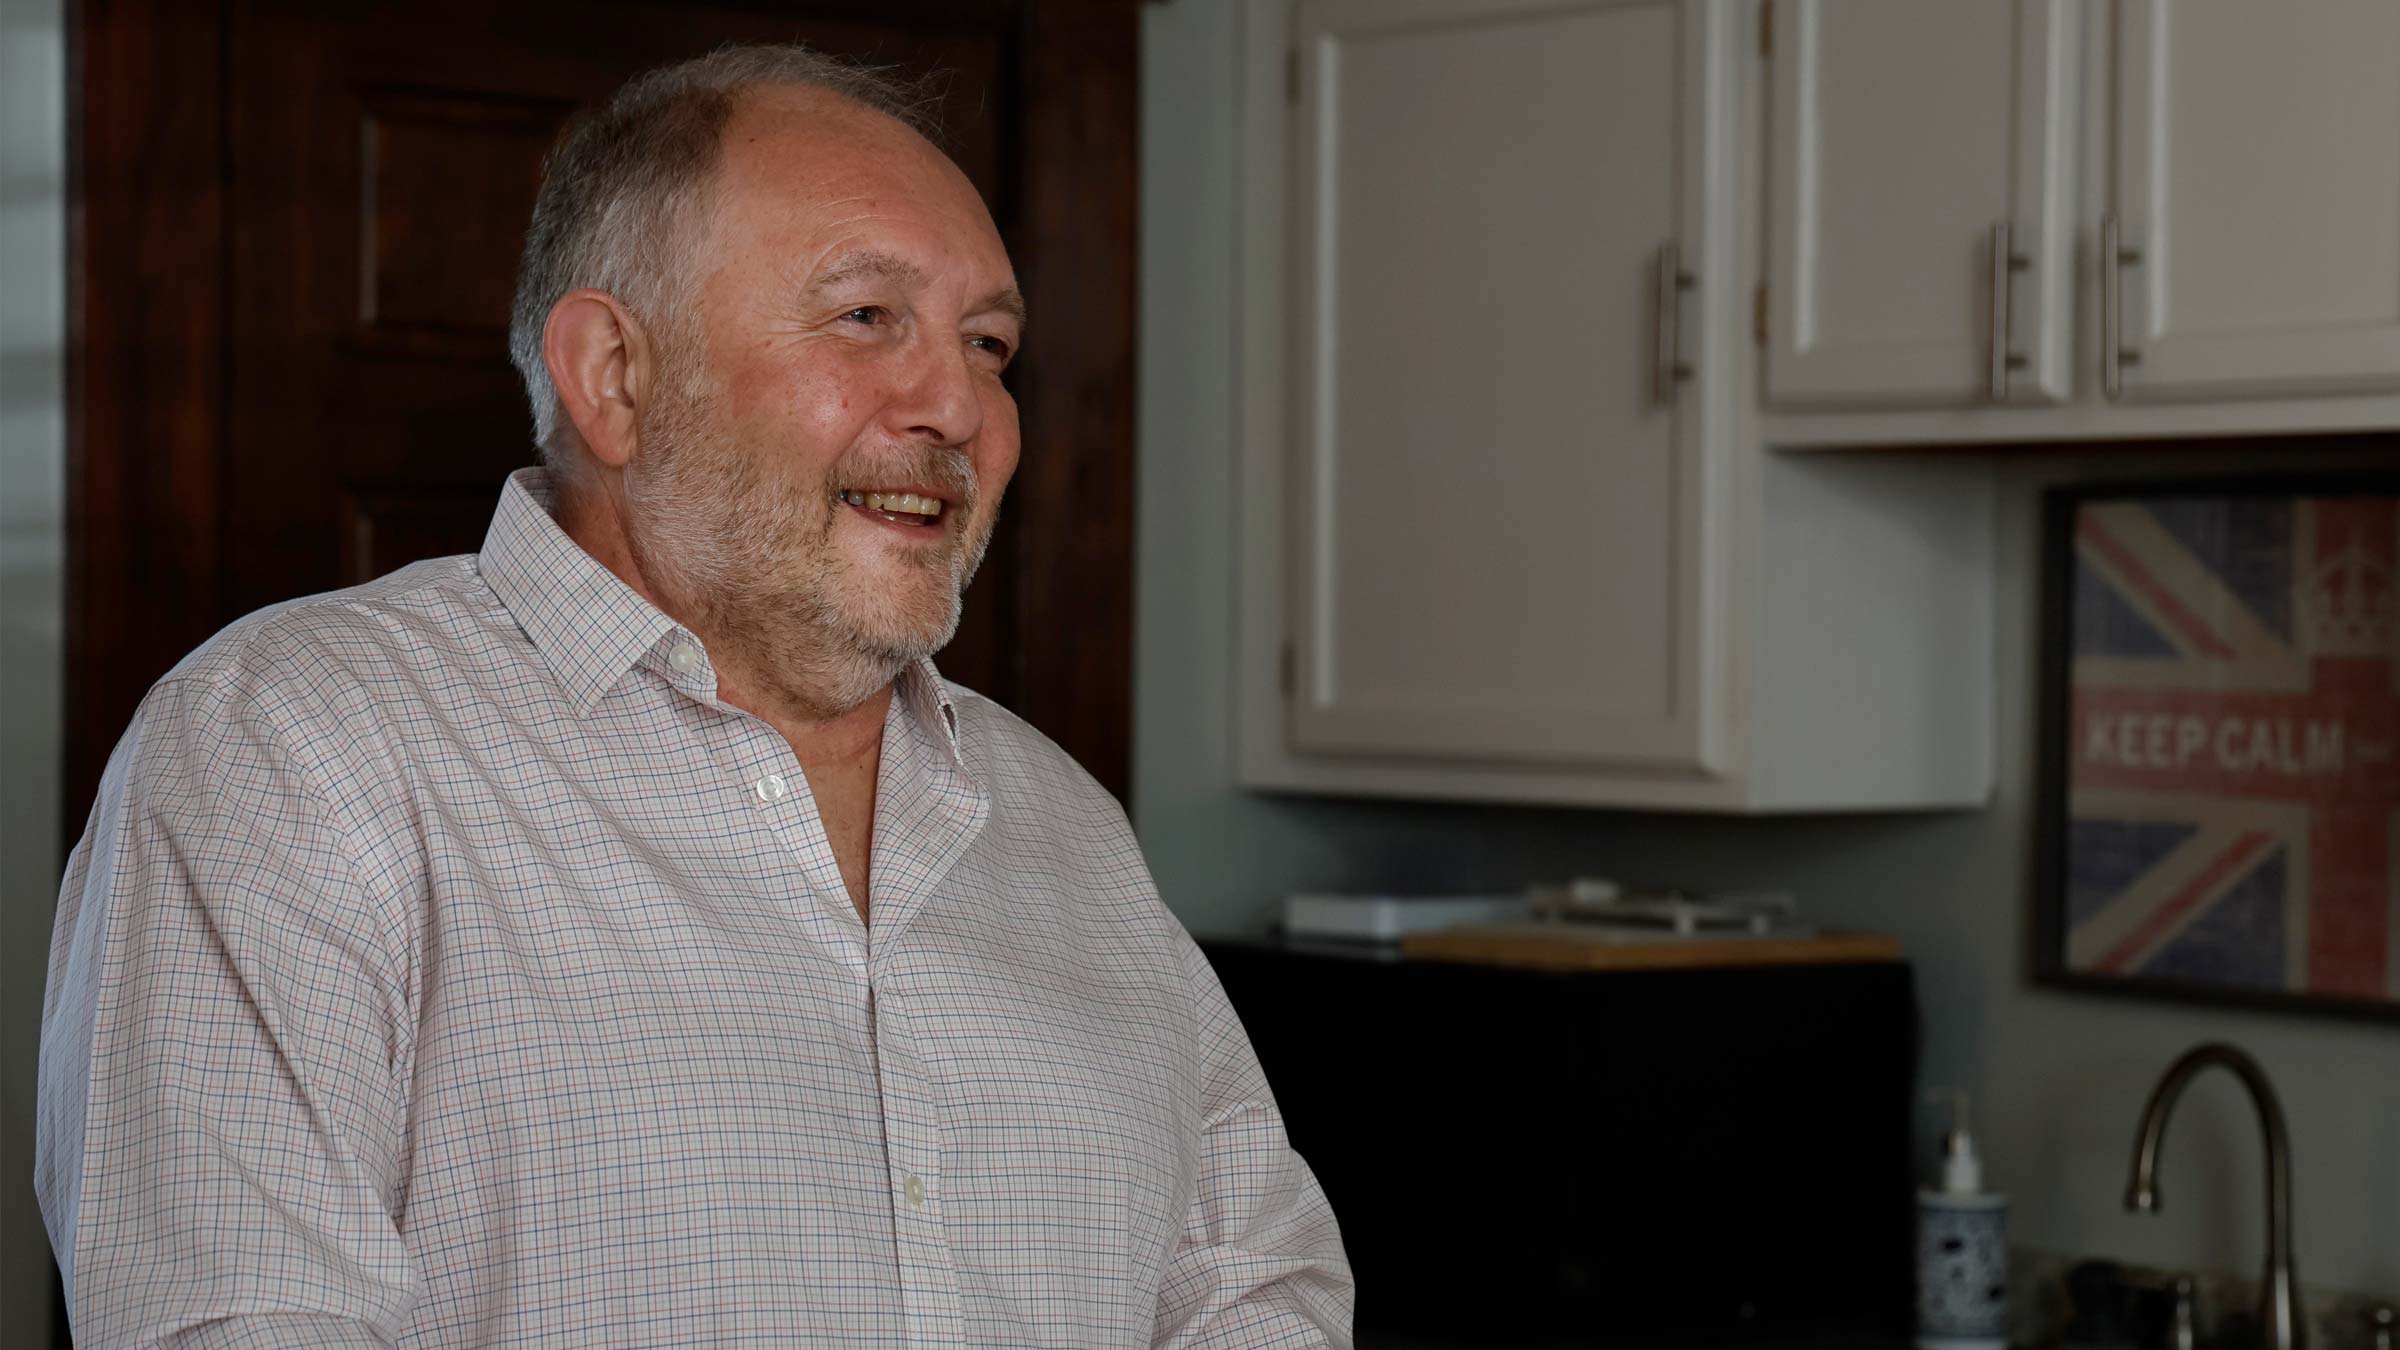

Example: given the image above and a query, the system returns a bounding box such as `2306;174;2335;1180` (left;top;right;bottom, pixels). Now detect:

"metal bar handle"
2101;213;2143;401
1654;240;1694;406
1987;220;2030;402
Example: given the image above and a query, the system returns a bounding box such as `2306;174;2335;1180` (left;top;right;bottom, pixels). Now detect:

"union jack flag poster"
2041;478;2400;1019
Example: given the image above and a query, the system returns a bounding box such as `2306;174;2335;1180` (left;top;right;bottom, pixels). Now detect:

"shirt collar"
479;468;683;715
895;655;964;756
478;467;966;760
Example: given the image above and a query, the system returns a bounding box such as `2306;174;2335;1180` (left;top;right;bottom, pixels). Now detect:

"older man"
38;46;1351;1347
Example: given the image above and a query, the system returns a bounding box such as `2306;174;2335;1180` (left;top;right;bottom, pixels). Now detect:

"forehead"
704;87;1012;288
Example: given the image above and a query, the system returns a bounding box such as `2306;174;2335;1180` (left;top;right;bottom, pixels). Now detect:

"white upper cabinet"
1240;0;1994;811
1759;0;2400;446
2107;0;2400;401
1285;0;1735;775
1766;0;2076;409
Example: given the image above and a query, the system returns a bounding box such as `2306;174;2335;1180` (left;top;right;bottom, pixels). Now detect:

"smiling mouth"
838;489;946;527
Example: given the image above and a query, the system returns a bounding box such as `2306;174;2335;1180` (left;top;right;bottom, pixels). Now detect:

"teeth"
853;490;942;519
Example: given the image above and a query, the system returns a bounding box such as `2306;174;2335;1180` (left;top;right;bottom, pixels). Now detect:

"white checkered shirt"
38;469;1352;1348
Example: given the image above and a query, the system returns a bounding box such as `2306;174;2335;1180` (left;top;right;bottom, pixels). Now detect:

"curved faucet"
2124;1042;2302;1350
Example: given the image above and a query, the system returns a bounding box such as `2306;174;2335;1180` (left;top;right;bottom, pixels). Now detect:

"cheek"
978;391;1022;490
726;351;885;448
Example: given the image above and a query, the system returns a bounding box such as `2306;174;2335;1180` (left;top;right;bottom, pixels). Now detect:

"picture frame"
2032;472;2400;1023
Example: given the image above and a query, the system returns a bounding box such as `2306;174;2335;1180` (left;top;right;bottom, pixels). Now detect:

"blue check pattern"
38;469;1352;1348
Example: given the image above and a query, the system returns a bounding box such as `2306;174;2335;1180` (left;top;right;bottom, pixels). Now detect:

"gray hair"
506;45;940;462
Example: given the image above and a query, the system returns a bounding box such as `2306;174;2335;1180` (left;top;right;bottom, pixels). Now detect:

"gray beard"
620;374;995;722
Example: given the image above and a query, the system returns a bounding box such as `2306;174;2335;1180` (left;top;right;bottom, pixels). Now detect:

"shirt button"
753;773;789;804
904;1175;926;1207
667;641;702;675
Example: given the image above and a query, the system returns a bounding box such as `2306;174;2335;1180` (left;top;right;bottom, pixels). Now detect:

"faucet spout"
2124;1042;2302;1350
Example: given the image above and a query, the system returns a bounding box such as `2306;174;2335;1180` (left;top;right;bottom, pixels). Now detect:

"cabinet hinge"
1280;640;1297;695
1758;0;1773;57
1285;48;1300;104
1753;284;1769;347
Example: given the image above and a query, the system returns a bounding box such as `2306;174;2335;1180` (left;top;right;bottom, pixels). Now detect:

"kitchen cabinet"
1765;0;2076;409
1238;0;1994;811
1283;0;1735;776
2107;0;2400;402
1760;0;2400;446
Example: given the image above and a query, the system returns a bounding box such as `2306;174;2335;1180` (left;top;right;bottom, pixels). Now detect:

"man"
38;45;1352;1347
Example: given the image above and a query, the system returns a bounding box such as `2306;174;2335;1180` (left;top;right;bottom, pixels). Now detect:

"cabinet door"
1286;0;1733;773
2110;0;2400;399
1765;0;2075;408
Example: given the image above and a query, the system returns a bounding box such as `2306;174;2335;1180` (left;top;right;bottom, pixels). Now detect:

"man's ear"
543;288;652;471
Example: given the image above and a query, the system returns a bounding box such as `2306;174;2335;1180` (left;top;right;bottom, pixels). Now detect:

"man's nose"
887;332;985;447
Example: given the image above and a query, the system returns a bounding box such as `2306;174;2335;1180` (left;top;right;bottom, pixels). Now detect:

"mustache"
828;444;978;508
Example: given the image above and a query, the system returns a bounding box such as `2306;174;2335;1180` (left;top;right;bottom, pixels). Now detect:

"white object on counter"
1918;1089;2008;1350
1282;892;1526;942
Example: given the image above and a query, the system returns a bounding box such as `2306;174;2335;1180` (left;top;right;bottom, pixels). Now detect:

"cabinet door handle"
1654;240;1694;406
2101;213;2143;401
1987;220;2029;402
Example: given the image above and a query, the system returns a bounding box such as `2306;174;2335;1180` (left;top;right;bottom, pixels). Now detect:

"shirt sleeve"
37;659;419;1348
1152;937;1355;1349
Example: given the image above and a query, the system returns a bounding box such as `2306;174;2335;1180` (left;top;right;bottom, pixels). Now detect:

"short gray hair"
506;45;940;460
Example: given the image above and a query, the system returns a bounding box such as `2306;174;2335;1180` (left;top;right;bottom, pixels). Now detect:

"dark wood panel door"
69;0;1135;820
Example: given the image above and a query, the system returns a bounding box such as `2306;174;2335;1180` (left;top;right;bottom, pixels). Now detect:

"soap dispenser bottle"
1917;1090;2008;1350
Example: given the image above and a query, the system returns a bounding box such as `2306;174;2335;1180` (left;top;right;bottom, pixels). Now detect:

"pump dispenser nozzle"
1937;1088;1984;1195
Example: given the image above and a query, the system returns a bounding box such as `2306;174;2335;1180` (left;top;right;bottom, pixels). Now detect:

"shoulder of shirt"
937;676;1199;960
145;553;486;715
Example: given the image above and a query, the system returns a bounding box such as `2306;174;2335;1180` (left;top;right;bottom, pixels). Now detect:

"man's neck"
710;646;896;770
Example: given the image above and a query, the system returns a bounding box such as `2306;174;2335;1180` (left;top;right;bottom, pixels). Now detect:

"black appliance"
1201;936;1919;1349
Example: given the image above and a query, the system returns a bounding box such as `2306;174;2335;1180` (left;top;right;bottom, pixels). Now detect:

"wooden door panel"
339;486;505;587
358;90;568;347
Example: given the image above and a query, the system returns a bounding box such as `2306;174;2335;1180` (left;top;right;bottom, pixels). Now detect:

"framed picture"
2034;473;2400;1022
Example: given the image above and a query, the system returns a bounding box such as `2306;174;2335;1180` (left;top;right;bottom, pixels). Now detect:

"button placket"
879;995;944;1220
873;983;963;1342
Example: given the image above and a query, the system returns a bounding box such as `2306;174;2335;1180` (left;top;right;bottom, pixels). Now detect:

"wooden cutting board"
1399;924;1902;972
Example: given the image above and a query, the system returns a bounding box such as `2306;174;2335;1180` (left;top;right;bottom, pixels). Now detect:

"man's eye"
969;335;1012;362
842;307;886;326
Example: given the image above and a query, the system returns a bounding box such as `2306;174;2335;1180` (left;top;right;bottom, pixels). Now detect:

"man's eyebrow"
977;287;1029;330
804;250;1026;331
804;249;930;297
